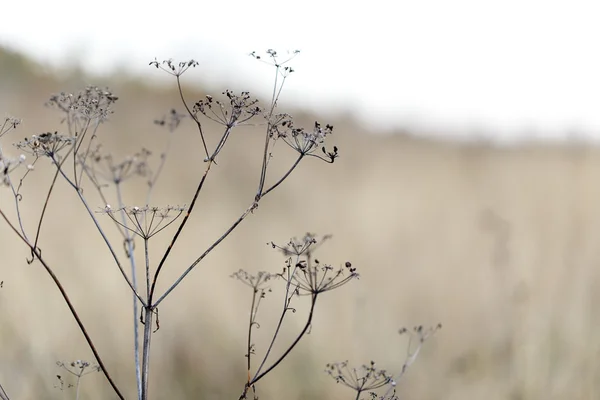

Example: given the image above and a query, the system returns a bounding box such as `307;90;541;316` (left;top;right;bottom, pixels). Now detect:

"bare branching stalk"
0;50;436;400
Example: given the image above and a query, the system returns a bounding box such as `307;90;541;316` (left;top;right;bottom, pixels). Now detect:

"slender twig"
0;209;125;400
251;293;317;384
116;184;142;399
209;126;233;161
32;153;71;253
145;129;174;206
153;200;256;307
154;151;308;307
252;260;300;378
140;307;154;400
260;154;304;198
52;157;146;306
176;75;209;159
148;160;213;304
256;65;287;200
246;288;259;383
0;382;9;400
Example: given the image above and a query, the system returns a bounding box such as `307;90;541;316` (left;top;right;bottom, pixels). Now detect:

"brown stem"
0;209;125;400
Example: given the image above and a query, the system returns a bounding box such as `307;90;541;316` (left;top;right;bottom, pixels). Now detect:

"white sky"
1;0;600;142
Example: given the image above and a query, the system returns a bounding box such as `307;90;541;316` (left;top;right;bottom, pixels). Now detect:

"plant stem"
116;183;142;399
0;209;125;399
251;293;318;385
141;307;154;400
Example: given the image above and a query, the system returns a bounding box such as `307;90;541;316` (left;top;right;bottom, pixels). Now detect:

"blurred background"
2;1;600;399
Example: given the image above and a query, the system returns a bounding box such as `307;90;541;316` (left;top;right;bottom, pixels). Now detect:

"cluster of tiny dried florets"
54;359;101;391
56;359;101;374
269;119;338;161
46;86;118;122
0;153;28;186
230;269;278;291
250;49;300;75
326;360;393;393
14;131;75;158
193;91;262;127
267;234;358;295
81;144;152;184
0;116;21;139
153;108;186;132
0;117;28;185
281;257;358;295
269;233;331;257
149;58;199;77
326;324;442;398
101;204;187;239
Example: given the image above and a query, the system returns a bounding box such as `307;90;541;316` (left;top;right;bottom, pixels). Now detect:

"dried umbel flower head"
47;86;118;123
281;257;358;295
0;116;21;139
154;108;186;132
193;91;262;127
14;132;75;158
100;205;187;239
269;233;332;257
271;233;358;295
56;359;101;374
270;119;338;161
231;269;278;292
0;153;27;186
326;360;393;393
250;49;300;76
149;58;198;77
398;324;442;351
81;145;152;185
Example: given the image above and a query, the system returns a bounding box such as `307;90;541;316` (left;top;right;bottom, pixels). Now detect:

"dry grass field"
1;47;600;399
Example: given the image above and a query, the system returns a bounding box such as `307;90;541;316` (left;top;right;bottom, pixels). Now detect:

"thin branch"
0;209;125;400
153;200;256;308
52;157;146;306
148;160;213;304
0;382;9;400
116;183;142;399
176;75;209;159
260;154;304;198
251;294;317;384
32;155;69;254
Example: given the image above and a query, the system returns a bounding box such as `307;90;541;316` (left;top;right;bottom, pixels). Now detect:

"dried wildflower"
0;116;21;138
154;108;186;132
398;324;442;359
269;233;332;257
14;132;75;158
280;257;358;295
56;359;101;375
335;324;441;399
271;234;357;295
193;91;262;127
326;361;393;394
80;145;151;185
0;153;26;186
55;359;101;391
149;58;198;77
47;86;118;123
250;49;300;75
270;119;338;161
100;205;186;239
231;270;277;291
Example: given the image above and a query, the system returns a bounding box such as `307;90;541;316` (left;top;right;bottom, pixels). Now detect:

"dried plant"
233;234;359;399
327;324;442;399
0;49;438;400
54;360;101;400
